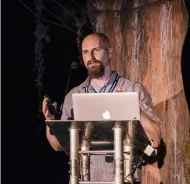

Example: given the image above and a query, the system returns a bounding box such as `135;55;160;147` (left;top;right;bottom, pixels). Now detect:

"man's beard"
87;59;105;78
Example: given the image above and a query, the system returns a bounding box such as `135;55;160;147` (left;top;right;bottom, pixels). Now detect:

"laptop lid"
72;92;140;121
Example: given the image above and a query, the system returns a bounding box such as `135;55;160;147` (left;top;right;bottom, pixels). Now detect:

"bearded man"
42;33;162;182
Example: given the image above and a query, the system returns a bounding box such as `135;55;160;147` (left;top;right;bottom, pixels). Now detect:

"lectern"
46;120;155;184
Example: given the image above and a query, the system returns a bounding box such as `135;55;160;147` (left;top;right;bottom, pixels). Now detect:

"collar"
82;71;118;89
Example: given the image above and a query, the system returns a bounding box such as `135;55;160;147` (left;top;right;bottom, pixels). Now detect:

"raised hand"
42;97;57;120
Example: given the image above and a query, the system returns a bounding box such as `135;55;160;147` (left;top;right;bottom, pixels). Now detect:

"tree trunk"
86;0;190;183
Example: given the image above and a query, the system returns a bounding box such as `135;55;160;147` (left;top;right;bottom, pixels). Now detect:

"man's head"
81;33;113;78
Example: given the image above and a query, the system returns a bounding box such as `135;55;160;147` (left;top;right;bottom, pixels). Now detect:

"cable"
124;145;155;181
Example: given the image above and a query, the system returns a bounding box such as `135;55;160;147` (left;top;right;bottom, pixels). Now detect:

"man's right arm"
46;125;63;151
42;98;63;151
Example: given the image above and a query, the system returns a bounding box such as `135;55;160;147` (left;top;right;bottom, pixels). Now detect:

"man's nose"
85;52;91;62
90;49;96;60
86;50;95;60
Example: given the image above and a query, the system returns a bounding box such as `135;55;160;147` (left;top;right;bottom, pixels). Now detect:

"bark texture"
86;0;190;183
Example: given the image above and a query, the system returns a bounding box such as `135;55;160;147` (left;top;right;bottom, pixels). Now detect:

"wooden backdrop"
86;0;190;183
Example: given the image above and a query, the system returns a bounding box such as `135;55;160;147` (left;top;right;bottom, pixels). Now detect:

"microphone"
71;61;80;70
65;61;79;94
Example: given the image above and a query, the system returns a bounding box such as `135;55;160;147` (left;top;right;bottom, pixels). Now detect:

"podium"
46;120;154;184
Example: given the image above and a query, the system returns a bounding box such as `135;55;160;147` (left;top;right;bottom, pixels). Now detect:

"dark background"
2;1;190;184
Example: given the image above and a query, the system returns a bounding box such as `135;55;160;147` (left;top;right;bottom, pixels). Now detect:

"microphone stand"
57;61;79;119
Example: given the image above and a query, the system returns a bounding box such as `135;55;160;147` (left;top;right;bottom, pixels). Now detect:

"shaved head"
82;33;111;50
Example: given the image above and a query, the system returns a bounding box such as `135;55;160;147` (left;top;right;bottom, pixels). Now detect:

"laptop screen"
72;92;140;121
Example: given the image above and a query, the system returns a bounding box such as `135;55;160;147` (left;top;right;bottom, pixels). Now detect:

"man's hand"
42;98;63;151
42;97;57;120
116;87;122;92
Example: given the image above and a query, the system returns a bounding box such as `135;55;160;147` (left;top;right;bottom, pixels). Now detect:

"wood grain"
86;0;190;183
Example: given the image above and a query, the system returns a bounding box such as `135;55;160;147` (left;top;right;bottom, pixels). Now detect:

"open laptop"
72;92;140;121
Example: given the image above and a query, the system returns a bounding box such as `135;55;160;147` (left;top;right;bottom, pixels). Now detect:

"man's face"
82;35;112;78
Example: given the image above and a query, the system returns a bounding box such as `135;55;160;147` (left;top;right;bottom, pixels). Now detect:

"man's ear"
109;48;113;58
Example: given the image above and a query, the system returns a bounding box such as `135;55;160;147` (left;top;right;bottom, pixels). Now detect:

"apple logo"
102;110;111;119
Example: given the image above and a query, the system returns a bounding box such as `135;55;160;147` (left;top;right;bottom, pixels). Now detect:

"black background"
2;1;190;184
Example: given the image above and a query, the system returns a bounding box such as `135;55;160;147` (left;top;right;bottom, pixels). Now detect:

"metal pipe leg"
70;127;80;184
80;154;90;181
123;146;134;184
113;126;124;184
79;122;93;181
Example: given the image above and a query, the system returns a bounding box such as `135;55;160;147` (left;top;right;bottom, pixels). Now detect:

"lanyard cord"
108;74;119;92
83;74;120;93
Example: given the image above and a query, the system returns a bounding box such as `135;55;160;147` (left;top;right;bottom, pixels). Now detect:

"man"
42;32;161;152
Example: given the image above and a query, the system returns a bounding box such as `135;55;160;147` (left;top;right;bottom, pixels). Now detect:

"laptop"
72;92;140;121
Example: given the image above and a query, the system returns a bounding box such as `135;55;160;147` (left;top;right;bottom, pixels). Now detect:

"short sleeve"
60;88;76;120
134;83;162;125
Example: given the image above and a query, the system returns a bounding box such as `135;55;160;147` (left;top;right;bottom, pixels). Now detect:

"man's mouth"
88;62;97;66
87;59;100;66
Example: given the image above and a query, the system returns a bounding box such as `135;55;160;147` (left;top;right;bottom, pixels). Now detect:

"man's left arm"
134;83;162;148
140;110;161;148
117;85;162;147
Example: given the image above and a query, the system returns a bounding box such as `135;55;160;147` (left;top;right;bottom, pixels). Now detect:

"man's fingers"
42;98;52;115
116;87;122;92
